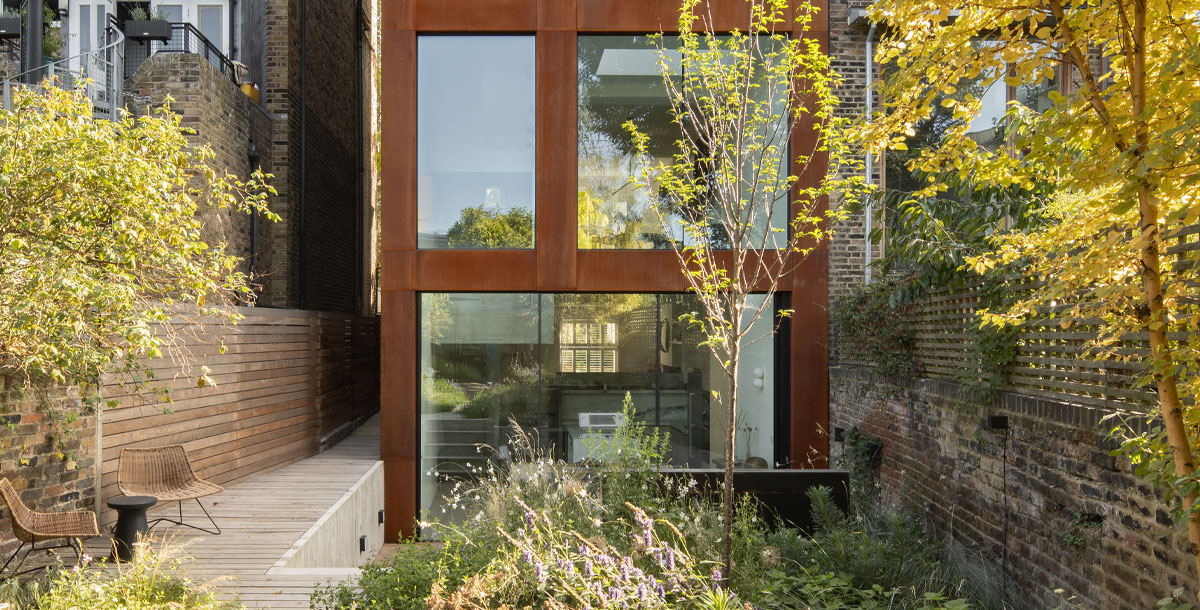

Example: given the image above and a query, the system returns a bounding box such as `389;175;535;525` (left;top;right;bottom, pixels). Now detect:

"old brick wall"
297;0;363;314
830;366;1192;609
827;0;881;302
0;378;98;560
124;53;274;288
257;0;371;314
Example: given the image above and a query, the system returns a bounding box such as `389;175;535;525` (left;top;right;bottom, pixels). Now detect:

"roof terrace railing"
2;15;124;119
123;22;239;83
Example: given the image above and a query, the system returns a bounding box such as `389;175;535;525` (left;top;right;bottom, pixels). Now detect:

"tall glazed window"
577;36;682;249
418;36;536;249
578;36;788;250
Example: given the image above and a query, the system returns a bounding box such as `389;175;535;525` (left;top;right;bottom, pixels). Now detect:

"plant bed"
123;19;171;42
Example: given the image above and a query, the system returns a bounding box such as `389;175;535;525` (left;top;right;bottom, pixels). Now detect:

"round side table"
107;495;157;561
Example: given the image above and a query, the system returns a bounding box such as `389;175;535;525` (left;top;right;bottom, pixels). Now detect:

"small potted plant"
124;7;171;42
0;8;20;40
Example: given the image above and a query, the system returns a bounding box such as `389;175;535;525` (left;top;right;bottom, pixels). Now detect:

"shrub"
831;278;919;383
310;542;440;610
32;542;238;610
313;392;978;610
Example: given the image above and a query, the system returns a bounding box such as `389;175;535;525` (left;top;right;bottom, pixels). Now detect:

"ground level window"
417;292;782;534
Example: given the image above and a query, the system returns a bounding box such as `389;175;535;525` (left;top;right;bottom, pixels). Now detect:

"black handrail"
123;22;239;84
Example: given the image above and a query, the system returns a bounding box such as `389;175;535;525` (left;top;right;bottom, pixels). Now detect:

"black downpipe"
355;0;364;315
229;0;237;61
22;0;43;84
298;0;307;309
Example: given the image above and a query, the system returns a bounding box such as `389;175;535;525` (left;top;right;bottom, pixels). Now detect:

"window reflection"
418;36;536;249
418;292;779;533
578;36;787;250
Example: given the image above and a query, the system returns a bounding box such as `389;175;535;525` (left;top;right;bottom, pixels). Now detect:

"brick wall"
124;53;275;288
251;0;372;314
827;0;881;302
296;0;363;314
0;378;98;560
259;0;301;309
830;366;1192;609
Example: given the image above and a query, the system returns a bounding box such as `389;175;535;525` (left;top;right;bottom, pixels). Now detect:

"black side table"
107;495;157;561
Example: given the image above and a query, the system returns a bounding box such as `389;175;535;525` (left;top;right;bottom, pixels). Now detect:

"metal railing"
123;22;239;83
1;15;125;119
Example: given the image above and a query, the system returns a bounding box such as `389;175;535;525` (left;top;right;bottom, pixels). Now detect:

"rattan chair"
117;445;223;535
0;478;99;575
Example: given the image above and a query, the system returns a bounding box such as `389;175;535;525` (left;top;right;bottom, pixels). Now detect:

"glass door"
151;0;227;56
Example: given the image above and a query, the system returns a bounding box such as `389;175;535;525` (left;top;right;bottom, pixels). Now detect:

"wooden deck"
85;416;381;610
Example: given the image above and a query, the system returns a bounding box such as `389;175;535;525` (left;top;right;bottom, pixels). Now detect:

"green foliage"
453;365;541;421
580;393;671;506
0;573;42;609
422;377;467;413
446;206;533;249
860;0;1200;591
32;543;240;610
311;542;440;610
831;279;918;383
624;0;872;576
315;394;983;610
0;85;276;395
1060;512;1104;550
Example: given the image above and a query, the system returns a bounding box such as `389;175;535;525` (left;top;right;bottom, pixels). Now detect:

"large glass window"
419;292;779;532
418;36;536;249
578;36;683;249
578;36;788;250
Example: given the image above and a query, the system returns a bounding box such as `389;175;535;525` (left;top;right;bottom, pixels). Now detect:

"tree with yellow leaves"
858;0;1200;598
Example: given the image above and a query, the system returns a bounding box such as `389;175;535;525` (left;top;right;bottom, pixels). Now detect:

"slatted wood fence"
96;307;379;524
837;286;1158;412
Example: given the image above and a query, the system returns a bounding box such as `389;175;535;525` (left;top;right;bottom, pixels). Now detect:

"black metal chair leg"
146;499;220;535
0;541;27;574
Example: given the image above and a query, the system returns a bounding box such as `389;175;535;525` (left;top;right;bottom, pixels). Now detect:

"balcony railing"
123;22;238;84
2;15;124;120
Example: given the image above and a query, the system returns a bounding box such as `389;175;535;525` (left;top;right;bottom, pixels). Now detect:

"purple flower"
535;562;548;583
523;548;533;564
608;586;621;600
524;510;535;527
659;547;676;571
637;583;647;602
654;583;666;598
584;560;595;578
620;562;630;583
579;544;590;557
711;567;722;582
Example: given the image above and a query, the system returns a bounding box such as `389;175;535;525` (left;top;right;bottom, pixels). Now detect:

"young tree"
628;0;863;579
857;0;1200;598
0;85;276;406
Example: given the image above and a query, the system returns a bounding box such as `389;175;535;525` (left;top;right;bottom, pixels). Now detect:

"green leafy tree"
628;0;864;580
446;206;533;249
858;0;1200;597
0;85;276;401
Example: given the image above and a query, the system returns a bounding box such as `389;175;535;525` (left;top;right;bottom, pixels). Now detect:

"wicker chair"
117;445;223;535
0;478;99;575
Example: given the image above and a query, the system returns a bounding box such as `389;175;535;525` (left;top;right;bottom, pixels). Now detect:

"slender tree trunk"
1129;1;1200;599
1138;184;1200;603
720;343;739;586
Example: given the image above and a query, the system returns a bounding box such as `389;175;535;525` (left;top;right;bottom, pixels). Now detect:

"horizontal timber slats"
97;307;379;525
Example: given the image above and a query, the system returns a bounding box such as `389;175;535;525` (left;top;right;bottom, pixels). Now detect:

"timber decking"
88;416;381;610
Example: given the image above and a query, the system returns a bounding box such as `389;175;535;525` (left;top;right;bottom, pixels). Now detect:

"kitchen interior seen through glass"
419;292;779;528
